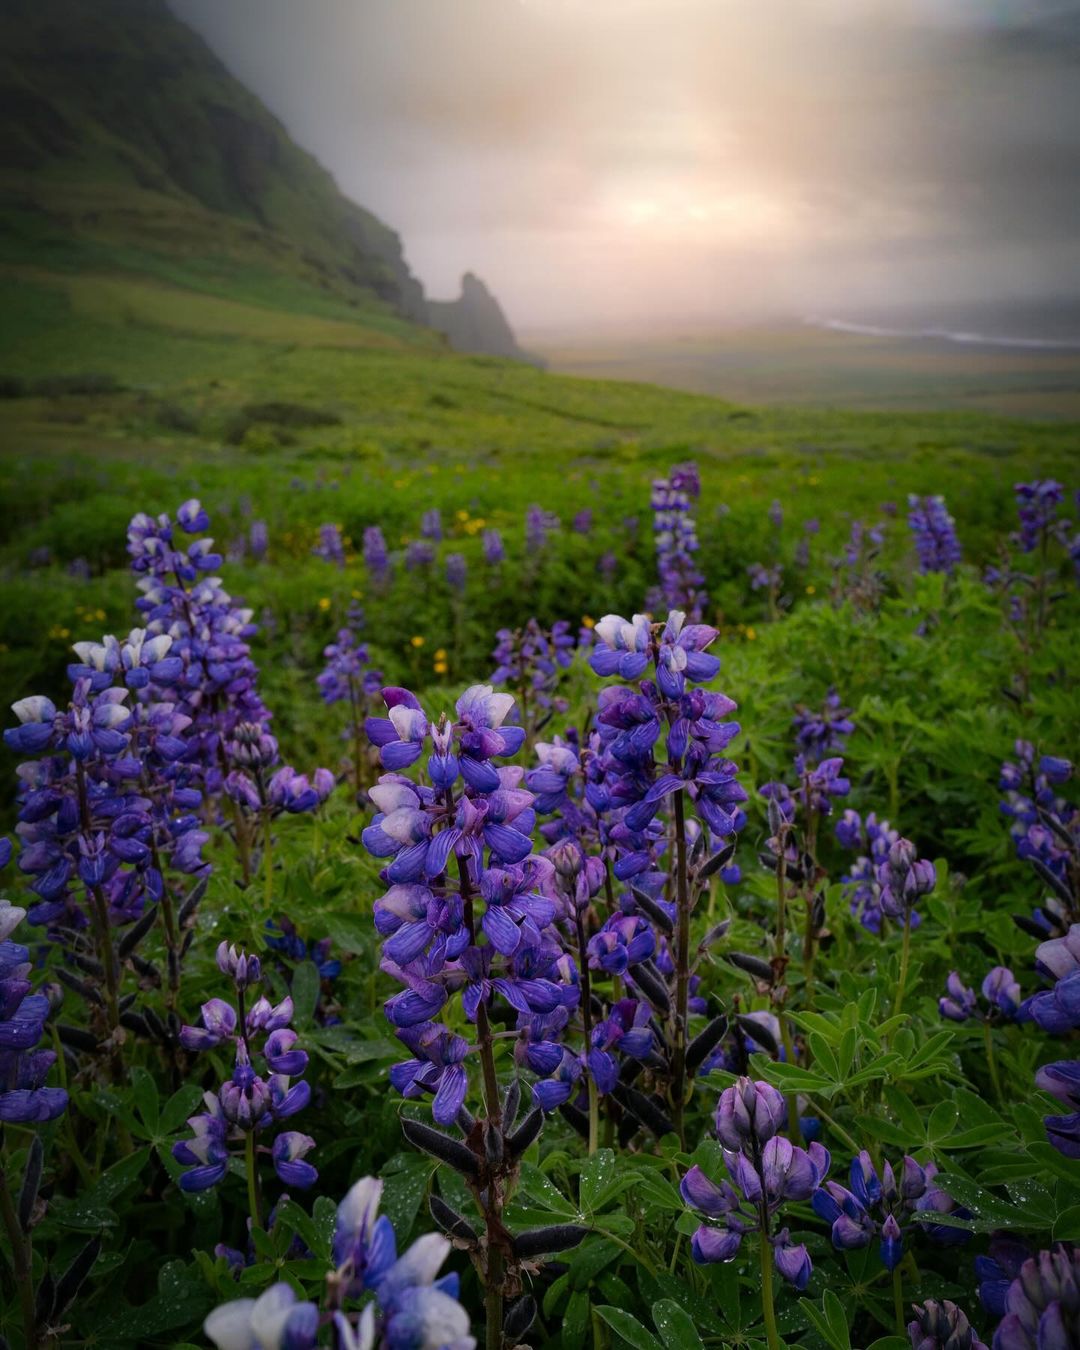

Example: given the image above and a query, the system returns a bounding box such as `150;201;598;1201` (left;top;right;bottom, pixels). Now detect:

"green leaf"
926;1099;958;1143
290;959;321;1025
580;1148;616;1211
651;1299;705;1350
562;1289;590;1350
595;1307;663;1350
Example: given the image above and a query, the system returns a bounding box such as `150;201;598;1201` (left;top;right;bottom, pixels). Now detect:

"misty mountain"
0;0;528;360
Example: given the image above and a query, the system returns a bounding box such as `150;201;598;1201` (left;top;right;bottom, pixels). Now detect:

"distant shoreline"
805;315;1080;352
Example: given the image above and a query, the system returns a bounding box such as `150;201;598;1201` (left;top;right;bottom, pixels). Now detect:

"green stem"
892;1264;904;1337
983;1020;1004;1107
778;1018;801;1142
671;788;691;1149
262;813;274;911
894;913;912;1017
0;1145;38;1350
244;1131;262;1235
758;1229;782;1350
587;1076;599;1157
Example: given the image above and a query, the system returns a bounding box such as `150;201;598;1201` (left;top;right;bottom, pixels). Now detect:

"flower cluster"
792;688;854;762
650;463;706;618
681;1078;829;1290
939;967;1021;1023
313;523;346;568
991;1244;1080;1349
813;1150;955;1271
908;1301;987;1350
525;504;560;555
835;810;905;934
173;942;315;1196
204;1176;474;1350
490;619;575;739
908;494;962;574
364;526;391;583
0;896;68;1123
999;744;1076;934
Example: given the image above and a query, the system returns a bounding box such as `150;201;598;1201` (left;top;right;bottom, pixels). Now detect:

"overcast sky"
171;0;1080;333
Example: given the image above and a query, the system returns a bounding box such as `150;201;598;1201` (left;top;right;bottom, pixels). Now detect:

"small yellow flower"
410;635;425;648
433;660;448;675
318;597;331;611
456;509;469;522
94;608;106;621
745;626;757;641
582;615;595;629
809;475;820;486
351;589;362;599
434;648;447;660
805;584;816;595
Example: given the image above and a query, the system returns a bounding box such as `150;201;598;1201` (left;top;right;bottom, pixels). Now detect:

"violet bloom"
482;529;505;565
174;944;315;1197
992;1245;1080;1349
651;462;707;618
877;838;936;923
1014;479;1065;554
572;508;593;535
681;1077;829;1290
445;552;467;592
525;504;560;554
908;1301;987;1350
313;522;346;568
813;1151;931;1271
835;811;904;934
939;967;1020;1023
0;901;68;1124
248;520;268;561
999;743;1077;933
420;508;443;542
792;688;854;761
405;540;436;571
364;526;391;582
908;494;962;575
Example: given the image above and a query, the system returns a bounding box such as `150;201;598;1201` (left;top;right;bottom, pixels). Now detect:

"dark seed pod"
632;961;671;1013
55;968;103;1007
502;1077;522;1133
1031;858;1075;907
456;1106;476;1136
129;954;161;982
53;1235;101;1316
118;906;158;957
512;1224;588;1259
1014;914;1052;939
507;1106;543;1157
56;1024;99;1053
484;1122;504;1167
180;929;195;957
735;1012;779;1056
726;952;774;981
18;1135;43;1233
504;1296;537;1339
429;1194;479;1244
118;992;137;1013
69;952;104;977
766;799;785;837
630;885;674;934
686;1015;729;1073
400;1117;479;1176
697;841;736;881
698;920;731;950
558;1101;590;1140
611;1084;675;1138
1036;806;1077;851
120;1011;150;1038
167;949;180;985
178;875;209;925
35;1270;55;1322
810;891;826;931
143;1007;170;1045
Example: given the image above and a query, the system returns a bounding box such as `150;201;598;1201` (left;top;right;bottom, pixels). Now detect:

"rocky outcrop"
427;274;542;365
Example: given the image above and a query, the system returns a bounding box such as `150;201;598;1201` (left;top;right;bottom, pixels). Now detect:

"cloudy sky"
172;0;1080;333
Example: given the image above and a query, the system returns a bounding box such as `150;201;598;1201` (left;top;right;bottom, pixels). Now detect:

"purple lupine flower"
445;553;467;592
793;688;854;761
831;519;886;611
0;902;68;1123
406;540;436;571
420;508;443;542
248;520;268;561
175;946;315;1197
768;499;783;530
908;1301;987;1350
877;838;936;923
1014;480;1065;554
976;1235;1032;1318
490;619;575;738
835;811;903;934
204;1283;320;1350
682;1078;829;1290
572;508;593;535
813;1151;930;1272
364;526;391;582
651;463;707;618
313;522;346;568
525;504;560;554
482;529;505;565
999;743;1077;934
908;494;962;574
991;1245;1080;1349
